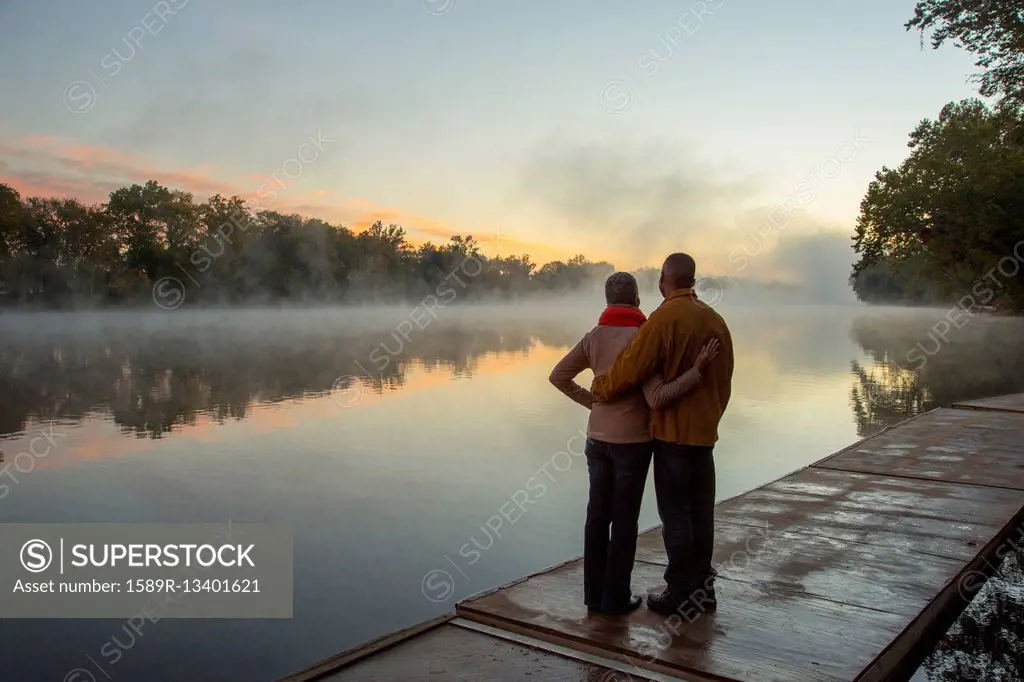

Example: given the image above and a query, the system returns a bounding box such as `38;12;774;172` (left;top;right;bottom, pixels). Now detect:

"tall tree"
0;184;28;260
106;181;195;280
852;99;1024;312
26;198;116;301
907;1;1024;112
0;184;34;300
355;221;412;301
194;194;251;298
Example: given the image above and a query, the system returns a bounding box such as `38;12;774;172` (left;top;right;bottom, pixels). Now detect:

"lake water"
1;301;1022;682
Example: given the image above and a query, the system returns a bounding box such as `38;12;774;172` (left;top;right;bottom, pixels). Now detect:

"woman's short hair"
605;272;639;305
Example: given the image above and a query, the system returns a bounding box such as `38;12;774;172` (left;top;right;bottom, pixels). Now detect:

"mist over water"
517;132;863;304
1;301;1022;681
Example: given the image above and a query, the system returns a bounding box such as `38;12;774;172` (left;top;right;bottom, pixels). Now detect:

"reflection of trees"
919;549;1024;681
849;359;929;436
848;312;1024;437
0;314;583;439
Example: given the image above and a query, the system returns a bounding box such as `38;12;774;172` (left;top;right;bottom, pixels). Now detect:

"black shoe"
646;588;684;616
589;594;642;615
646;585;717;617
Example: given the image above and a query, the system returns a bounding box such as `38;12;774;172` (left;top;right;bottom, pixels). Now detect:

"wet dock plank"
707;467;1024;562
279;614;658;681
459;474;1024;681
636;523;965;616
953;392;1024;413
458;558;911;682
815;408;1024;490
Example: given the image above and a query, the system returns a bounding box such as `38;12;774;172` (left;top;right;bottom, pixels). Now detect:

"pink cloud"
0;133;562;260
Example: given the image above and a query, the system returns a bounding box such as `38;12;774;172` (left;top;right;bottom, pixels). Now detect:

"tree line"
851;1;1024;313
0;180;630;308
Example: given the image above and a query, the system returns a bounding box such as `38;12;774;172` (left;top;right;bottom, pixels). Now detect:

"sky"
0;0;984;285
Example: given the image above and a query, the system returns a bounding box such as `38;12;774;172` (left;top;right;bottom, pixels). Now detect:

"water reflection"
848;308;1024;436
3;305;1023;443
0;308;585;440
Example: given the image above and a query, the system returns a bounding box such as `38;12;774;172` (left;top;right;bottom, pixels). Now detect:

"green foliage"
0;181;621;308
532;255;614;292
852;99;1024;312
906;1;1024;112
852;4;1024;312
849;254;947;305
631;266;661;292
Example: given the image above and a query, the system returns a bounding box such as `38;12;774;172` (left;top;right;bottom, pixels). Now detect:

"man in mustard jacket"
591;252;734;616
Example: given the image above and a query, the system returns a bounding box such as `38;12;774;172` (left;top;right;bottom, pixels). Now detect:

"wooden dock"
281;393;1024;682
952;392;1024;414
278;613;673;681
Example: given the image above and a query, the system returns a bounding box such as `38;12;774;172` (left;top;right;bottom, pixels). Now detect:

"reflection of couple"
549;253;733;616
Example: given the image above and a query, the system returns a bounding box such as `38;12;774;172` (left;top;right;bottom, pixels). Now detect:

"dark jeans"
653;440;716;593
583;438;653;610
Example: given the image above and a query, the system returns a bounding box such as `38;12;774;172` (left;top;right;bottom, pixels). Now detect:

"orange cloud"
1;133;568;259
0;172;115;203
280;199;554;256
2;136;240;200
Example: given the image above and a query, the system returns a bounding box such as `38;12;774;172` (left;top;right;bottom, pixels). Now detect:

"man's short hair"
662;253;696;290
605;272;639;305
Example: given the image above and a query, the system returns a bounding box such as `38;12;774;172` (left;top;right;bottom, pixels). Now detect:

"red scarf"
598;305;646;327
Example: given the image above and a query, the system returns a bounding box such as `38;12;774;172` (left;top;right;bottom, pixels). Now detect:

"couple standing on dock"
549;252;734;617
